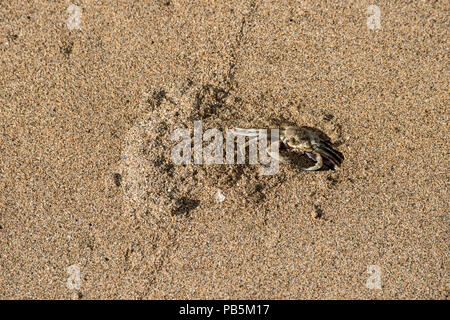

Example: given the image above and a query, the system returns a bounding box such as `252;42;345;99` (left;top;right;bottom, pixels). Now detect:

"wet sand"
0;1;448;299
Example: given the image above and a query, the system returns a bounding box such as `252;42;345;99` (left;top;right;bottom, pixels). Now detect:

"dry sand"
0;0;448;299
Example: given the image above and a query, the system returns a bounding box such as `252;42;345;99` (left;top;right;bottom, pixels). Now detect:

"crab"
233;124;344;171
273;125;344;170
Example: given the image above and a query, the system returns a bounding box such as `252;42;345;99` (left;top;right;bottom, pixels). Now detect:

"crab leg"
318;141;344;162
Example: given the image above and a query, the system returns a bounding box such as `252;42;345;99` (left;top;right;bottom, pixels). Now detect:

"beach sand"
0;0;448;299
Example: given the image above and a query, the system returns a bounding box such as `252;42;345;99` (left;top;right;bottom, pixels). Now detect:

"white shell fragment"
215;189;226;203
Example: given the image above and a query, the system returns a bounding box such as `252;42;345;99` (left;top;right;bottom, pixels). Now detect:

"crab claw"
302;152;323;171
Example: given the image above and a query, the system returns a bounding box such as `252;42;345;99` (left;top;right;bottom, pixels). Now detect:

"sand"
0;0;448;299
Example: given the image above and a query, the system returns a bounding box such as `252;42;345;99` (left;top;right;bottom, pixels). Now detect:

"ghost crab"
234;124;344;171
274;125;344;170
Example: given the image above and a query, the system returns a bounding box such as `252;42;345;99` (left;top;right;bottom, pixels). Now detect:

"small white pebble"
215;189;226;203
